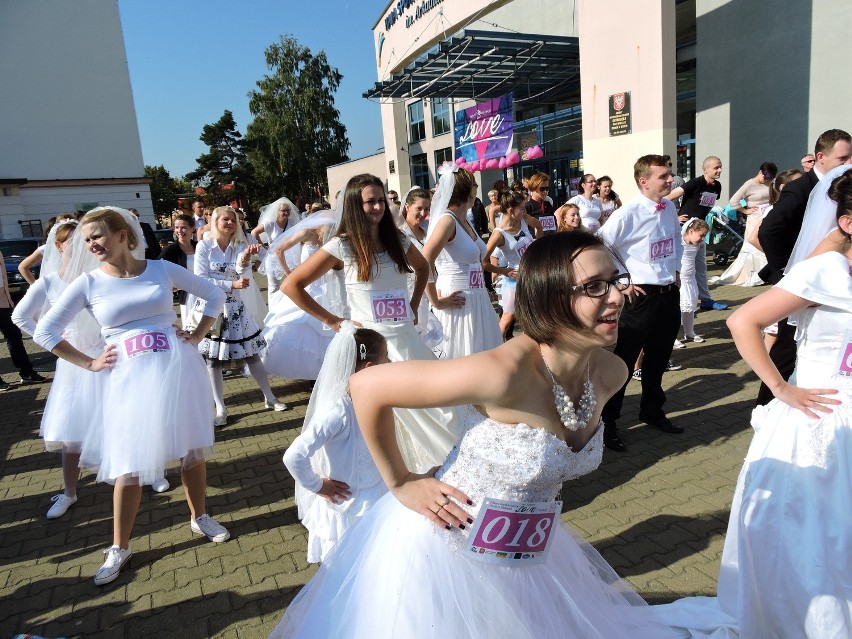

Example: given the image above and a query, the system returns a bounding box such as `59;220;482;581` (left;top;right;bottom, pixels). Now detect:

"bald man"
666;155;727;310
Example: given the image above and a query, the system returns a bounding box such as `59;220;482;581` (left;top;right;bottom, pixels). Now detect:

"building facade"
0;0;153;239
330;0;850;206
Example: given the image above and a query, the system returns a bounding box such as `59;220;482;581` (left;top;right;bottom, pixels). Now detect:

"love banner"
454;93;514;163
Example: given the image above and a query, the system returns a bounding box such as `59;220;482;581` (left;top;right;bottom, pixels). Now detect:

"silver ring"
440;496;450;506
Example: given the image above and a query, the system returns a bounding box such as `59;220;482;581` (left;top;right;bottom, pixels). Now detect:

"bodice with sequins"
435;408;603;519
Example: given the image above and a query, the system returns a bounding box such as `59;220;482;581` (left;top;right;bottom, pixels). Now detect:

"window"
431;98;451;136
408;100;425;142
434;147;453;169
18;220;43;238
410;153;430;190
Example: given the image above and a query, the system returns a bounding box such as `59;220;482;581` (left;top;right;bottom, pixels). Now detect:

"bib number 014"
464;498;561;566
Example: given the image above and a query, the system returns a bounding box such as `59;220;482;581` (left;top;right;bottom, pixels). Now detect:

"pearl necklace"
540;347;596;432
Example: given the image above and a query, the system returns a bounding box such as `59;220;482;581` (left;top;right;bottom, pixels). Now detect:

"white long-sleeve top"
598;194;683;285
12;273;64;337
194;238;255;292
283;396;383;498
34;259;225;351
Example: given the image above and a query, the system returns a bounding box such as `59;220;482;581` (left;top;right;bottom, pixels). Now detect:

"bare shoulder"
591;349;629;395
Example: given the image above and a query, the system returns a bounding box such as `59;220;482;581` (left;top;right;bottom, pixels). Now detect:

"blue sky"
118;0;389;178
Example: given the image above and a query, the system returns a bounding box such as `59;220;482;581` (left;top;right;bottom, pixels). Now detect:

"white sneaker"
94;545;132;585
264;400;288;411
150;477;170;493
46;493;77;519
672;339;686;349
191;513;230;542
686;334;706;343
213;411;227;427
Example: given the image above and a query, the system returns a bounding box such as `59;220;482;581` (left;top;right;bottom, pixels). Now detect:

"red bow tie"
655;201;667;211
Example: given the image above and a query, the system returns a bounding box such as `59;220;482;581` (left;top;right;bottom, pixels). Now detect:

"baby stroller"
704;205;745;266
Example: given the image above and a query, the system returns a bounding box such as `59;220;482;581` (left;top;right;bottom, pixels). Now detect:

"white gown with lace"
658;251;852;638
270;408;678;638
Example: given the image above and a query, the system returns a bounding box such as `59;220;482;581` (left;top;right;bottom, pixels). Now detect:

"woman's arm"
250;223;266;245
350;351;509;528
17;248;43;285
281;248;346;330
0;254;13;307
283;405;351;503
727;287;841;417
481;229;509;275
11;277;48;336
524;214;544;239
406;243;428;314
421;216;465;311
194;240;238;291
273;228;315;274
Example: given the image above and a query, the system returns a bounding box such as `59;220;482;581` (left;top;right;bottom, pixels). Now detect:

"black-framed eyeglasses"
570;273;631;298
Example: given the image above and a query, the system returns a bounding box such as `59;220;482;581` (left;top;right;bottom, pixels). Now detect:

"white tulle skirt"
90;324;214;485
40;335;107;462
270;492;678;638
261;289;333;380
655;389;852;638
433;276;502;359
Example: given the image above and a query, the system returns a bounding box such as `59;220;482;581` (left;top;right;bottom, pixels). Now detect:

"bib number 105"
124;331;170;358
464;498;560;566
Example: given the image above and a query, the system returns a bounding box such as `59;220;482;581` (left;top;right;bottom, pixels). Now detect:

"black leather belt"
637;283;677;294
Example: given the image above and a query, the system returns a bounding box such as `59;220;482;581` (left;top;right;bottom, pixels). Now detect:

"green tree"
186;110;251;205
246;35;349;204
145;164;183;222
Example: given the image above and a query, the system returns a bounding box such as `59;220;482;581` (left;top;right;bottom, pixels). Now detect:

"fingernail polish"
459;524;465;530
445;524;451;530
466;499;473;505
467;517;473;524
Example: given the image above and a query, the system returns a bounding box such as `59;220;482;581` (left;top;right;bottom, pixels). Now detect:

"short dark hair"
515;231;620;345
759;162;778;177
633;155;669;184
815;129;851;156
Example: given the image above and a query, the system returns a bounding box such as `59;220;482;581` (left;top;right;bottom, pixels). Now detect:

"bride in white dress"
270;231;677;638
658;169;852;638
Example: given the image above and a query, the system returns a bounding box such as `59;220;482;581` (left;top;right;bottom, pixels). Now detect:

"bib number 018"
464;498;561;566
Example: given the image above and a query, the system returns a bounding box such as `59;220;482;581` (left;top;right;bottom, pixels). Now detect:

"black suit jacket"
757;170;820;284
159;241;197;304
139;222;161;261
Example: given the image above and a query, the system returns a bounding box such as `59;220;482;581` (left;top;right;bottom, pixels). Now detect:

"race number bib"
699;191;718;208
834;330;852;378
516;237;532;260
464;498;561;566
649;236;675;261
468;267;485;289
124;331;170;358
539;215;557;232
370;290;411;323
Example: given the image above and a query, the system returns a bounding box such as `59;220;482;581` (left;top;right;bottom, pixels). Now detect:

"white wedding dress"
270;408;678;638
658;251;852;638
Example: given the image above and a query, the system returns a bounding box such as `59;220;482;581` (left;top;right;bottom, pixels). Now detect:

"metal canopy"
363;29;580;103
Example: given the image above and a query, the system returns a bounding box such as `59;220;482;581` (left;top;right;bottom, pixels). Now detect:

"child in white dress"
677;218;710;346
283;324;389;563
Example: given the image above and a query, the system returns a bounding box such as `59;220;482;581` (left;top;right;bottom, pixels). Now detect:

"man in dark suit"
754;128;851;405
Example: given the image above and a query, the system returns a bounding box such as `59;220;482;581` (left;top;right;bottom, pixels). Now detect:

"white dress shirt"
598;194;683;285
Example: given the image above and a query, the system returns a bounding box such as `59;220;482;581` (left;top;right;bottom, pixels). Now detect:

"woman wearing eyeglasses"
568;174;604;233
268;231;681;639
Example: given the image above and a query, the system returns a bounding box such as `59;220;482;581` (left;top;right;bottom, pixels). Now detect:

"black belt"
636;283;677;294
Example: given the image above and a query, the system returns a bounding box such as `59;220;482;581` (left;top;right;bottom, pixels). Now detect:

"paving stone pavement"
1;272;765;638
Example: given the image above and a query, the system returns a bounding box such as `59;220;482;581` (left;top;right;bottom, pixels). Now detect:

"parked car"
0;238;40;294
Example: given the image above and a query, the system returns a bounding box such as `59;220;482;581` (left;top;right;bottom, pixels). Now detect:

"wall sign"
608;92;631;137
454;93;514;163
